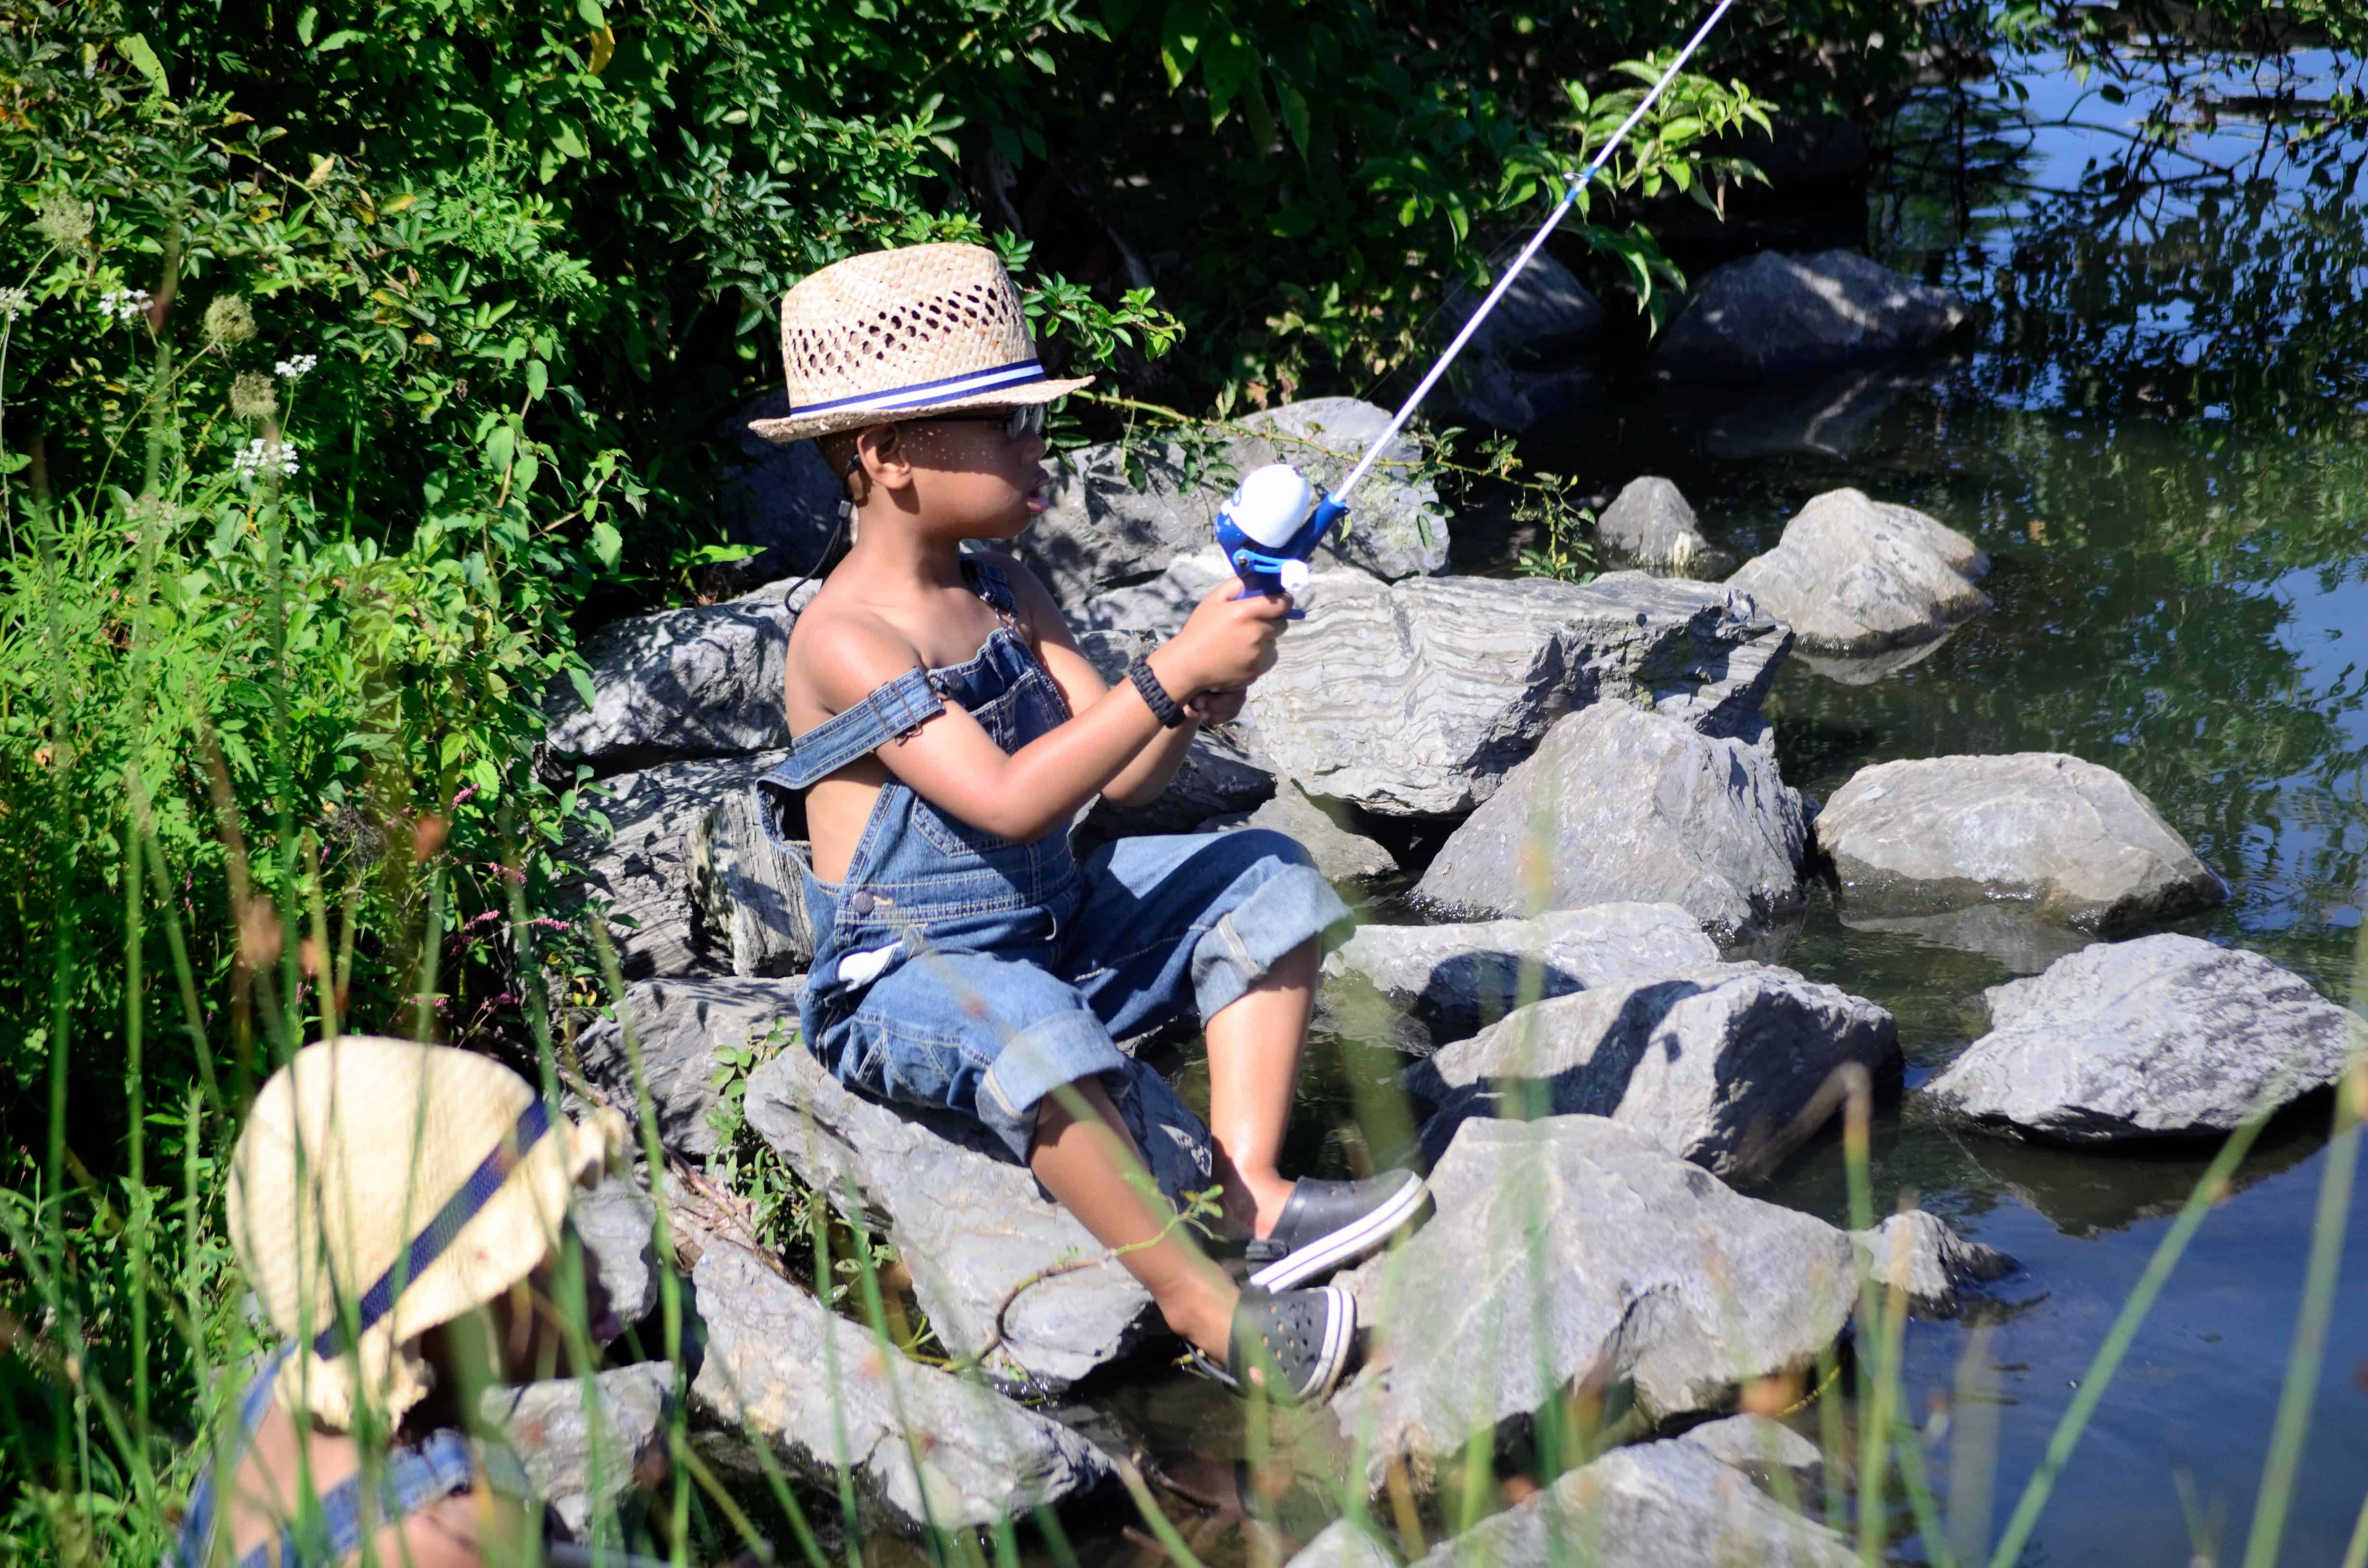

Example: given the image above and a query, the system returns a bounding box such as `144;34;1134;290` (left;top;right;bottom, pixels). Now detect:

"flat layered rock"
1416;703;1809;946
555;754;787;981
1408;963;1899;1179
575;1174;661;1332
1725;489;1988;654
1320;905;1718;1055
544;598;796;771
1335;1115;1857;1483
1250;573;1792;818
688;1242;1113;1530
1924;934;2366;1143
575;976;802;1162
1596;477;1729;574
1020;398;1448;602
484;1363;674;1542
743;1023;1215;1390
1851;1210;2017;1319
1651;249;1968;385
1816;753;2226;934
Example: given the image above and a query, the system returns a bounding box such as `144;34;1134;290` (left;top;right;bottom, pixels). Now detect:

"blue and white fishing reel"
1214;463;1350;607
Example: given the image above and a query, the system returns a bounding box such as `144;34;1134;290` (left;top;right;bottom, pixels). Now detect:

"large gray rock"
1815;753;2227;934
1443;249;1605;365
1287;1419;1844;1568
1408;963;1900;1179
1229;398;1451;582
742;1019;1216;1390
575;1174;662;1331
1923;934;2368;1143
1851;1210;2018;1320
483;1363;673;1542
1416;703;1809;947
1651;250;1969;384
715;396;854;576
1725;489;1988;654
1320;905;1718;1055
1205;779;1398;885
1406;1433;1853;1568
1073;551;1236;638
544;599;794;770
1596;477;1729;574
1083;724;1276;837
688;1241;1113;1530
1250;572;1793;818
1020;398;1449;603
574;977;801;1162
555;754;788;981
1335;1115;1857;1482
691;778;815;978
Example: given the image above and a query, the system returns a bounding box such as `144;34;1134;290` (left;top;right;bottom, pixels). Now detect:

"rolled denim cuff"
976;1010;1134;1163
1189;861;1352;1022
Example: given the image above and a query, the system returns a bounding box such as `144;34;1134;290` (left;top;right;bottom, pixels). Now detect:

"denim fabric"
756;559;1351;1161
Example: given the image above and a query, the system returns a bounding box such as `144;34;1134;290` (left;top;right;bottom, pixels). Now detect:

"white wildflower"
231;438;301;481
0;287;28;319
96;287;152;323
275;354;318;379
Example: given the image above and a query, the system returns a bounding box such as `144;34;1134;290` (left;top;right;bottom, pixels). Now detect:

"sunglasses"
922;403;1047;441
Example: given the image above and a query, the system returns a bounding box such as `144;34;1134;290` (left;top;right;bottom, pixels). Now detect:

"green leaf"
550;120;590;160
525;359;549;401
590;519;622;569
115;33;170;97
485;423;516;472
576;0;606;24
296;6;318;46
568;667;598;708
316;28;366;51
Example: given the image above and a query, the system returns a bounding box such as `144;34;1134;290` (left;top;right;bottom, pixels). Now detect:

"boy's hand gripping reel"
1214;463;1348;617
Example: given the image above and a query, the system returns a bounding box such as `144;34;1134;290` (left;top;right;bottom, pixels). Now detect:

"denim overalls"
756;557;1350;1161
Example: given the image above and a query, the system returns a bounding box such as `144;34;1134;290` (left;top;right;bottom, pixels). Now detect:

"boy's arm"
985;555;1205;808
806;586;1284;843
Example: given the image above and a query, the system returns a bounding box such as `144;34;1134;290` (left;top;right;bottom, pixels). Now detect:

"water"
1128;34;2368;1568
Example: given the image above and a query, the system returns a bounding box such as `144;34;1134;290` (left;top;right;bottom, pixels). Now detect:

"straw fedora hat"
747;242;1094;445
227;1036;624;1430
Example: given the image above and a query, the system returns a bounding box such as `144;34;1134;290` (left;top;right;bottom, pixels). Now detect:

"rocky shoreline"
512;247;2366;1560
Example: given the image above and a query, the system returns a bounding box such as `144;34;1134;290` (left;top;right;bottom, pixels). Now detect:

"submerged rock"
1335;1115;1857;1482
688;1241;1114;1530
1205;778;1398;884
1320;904;1719;1055
1725;489;1988;654
742;1018;1215;1390
1595;477;1729;574
1651;250;1969;384
483;1363;674;1542
555;754;789;981
1250;573;1792;818
1408;963;1900;1179
1416;703;1809;947
574;976;802;1162
544;598;796;771
1923;934;2366;1143
1851;1210;2018;1320
1815;753;2226;935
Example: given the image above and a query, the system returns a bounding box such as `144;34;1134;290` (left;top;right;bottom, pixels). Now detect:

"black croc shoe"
1246;1170;1431;1292
1186;1285;1357;1405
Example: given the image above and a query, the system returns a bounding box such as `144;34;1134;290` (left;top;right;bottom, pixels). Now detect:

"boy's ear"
857;423;915;495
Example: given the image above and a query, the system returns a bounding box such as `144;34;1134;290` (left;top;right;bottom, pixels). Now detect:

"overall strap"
962;556;1021;627
776;668;946;790
166;1351;293;1568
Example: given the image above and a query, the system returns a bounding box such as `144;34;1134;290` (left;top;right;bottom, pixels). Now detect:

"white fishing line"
1331;0;1742;505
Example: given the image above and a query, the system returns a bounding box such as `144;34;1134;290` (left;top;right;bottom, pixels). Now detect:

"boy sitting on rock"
752;243;1425;1402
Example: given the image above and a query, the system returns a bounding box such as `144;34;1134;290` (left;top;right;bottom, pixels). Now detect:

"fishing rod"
1214;0;1741;599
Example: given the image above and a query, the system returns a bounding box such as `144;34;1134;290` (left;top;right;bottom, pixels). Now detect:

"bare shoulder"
968;551;1076;649
787;593;926;716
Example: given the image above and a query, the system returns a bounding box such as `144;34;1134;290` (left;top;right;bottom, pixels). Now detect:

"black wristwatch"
1126;655;1188;728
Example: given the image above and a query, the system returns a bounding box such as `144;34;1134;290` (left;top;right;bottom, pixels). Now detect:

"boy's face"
872;416;1049;540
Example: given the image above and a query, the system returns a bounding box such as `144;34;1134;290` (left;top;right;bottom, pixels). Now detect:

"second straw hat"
747;243;1094;445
